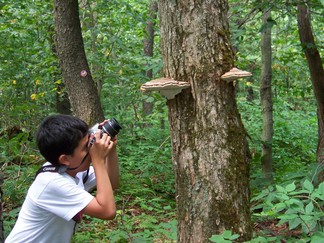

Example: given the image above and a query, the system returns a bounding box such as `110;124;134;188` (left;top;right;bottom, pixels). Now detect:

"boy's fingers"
99;119;109;126
106;136;112;145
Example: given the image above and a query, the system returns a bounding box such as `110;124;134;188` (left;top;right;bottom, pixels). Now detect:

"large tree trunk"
54;0;104;124
260;6;274;181
158;0;251;241
297;2;324;182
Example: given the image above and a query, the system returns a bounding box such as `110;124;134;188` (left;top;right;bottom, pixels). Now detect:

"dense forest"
1;0;324;242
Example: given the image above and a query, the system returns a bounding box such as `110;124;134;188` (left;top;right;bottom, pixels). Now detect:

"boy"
5;114;119;243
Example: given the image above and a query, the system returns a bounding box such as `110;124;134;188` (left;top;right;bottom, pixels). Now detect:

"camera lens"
102;118;122;137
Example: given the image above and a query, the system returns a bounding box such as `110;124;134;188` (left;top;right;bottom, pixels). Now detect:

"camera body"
89;118;122;138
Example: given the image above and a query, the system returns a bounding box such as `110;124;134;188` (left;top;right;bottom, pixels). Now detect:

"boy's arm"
105;139;119;190
83;133;116;220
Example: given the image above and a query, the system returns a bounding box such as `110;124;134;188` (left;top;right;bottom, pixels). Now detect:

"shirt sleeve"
32;173;94;221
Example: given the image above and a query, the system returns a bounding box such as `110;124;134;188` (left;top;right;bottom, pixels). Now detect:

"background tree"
297;1;324;182
142;0;158;117
260;3;274;181
0;171;3;242
158;0;251;241
53;0;104;123
228;0;322;182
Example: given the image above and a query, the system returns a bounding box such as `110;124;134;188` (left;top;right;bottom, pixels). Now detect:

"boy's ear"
58;154;71;166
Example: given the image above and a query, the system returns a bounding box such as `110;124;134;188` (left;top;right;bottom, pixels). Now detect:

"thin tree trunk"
297;2;324;182
54;0;104;124
260;6;274;181
0;171;3;242
48;21;72;115
143;1;158;117
80;0;103;97
158;0;251;241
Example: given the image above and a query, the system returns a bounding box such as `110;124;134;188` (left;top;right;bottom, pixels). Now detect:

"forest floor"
254;219;303;240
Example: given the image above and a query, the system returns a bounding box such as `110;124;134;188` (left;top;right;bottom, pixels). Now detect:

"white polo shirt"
5;165;96;243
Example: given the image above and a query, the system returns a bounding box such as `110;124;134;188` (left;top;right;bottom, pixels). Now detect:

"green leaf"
210;231;239;242
209;235;231;243
303;179;314;192
275;193;289;201
273;202;286;212
300;214;313;222
278;214;298;221
305;202;314;214
289;217;302;230
289;189;312;195
276;185;286;193
318;182;324;195
285;182;296;192
145;96;154;103
301;219;317;234
286;198;303;207
229;234;240;240
222;230;239;240
311;231;324;243
222;230;232;238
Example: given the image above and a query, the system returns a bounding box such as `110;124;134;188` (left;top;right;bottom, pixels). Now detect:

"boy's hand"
98;119;118;142
89;131;114;163
98;119;118;155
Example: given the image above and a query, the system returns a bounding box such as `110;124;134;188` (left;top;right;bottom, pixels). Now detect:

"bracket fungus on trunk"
221;67;252;82
140;78;191;99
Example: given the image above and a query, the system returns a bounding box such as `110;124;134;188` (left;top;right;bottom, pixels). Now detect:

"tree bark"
260;6;274;181
54;0;104;124
158;0;251;241
297;2;324;182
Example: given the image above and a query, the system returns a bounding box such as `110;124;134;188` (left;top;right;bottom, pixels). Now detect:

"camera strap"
35;150;91;185
35;164;68;176
34;164;90;184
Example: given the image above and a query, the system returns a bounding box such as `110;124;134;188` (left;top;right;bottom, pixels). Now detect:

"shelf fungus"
140;78;191;99
221;68;252;82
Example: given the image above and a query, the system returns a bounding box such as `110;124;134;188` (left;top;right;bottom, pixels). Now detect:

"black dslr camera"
89;118;122;138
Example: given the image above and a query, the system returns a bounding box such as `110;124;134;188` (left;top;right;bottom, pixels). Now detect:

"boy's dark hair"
36;114;89;165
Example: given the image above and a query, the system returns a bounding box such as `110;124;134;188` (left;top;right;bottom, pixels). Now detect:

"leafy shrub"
251;179;324;240
209;230;240;243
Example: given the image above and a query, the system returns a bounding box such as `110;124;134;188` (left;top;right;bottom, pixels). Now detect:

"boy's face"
66;135;91;173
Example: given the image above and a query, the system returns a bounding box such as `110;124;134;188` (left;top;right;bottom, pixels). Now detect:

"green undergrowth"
2;97;323;242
